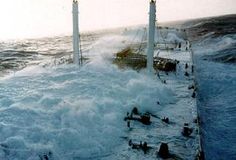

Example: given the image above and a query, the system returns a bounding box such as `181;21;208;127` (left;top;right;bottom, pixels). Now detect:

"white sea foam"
193;34;236;56
0;52;175;159
166;32;184;43
0;28;198;159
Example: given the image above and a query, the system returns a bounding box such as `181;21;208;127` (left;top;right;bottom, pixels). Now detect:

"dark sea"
184;14;236;160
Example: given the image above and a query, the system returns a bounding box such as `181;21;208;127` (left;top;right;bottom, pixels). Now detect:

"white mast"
72;0;80;64
147;0;156;73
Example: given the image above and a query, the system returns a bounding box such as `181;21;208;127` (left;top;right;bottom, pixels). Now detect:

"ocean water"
0;27;199;160
185;15;236;160
0;32;103;77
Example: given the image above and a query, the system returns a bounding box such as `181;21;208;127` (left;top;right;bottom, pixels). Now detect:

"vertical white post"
72;0;80;64
147;0;156;73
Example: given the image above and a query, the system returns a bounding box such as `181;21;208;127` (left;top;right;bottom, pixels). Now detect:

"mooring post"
72;0;80;64
147;0;156;74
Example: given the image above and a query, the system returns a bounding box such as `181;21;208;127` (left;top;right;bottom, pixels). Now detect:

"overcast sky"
0;0;235;40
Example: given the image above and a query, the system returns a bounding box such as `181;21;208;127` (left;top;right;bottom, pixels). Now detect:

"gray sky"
0;0;235;40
